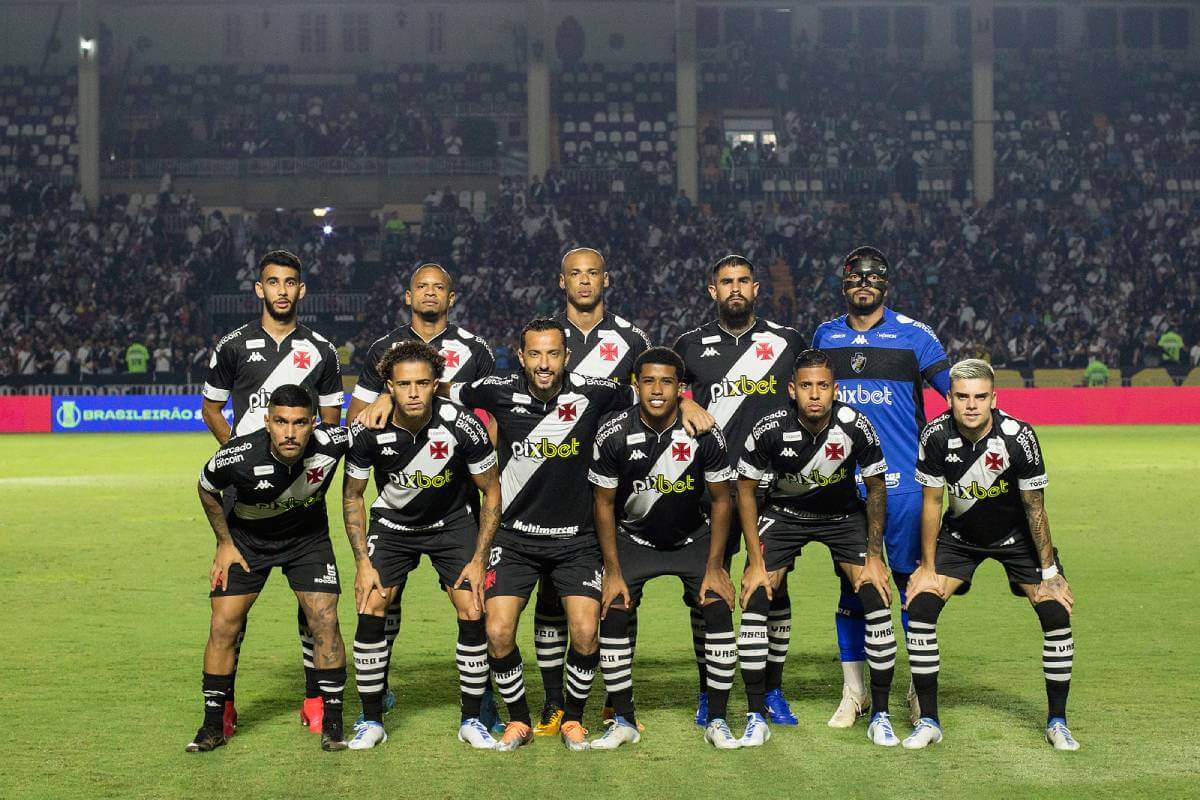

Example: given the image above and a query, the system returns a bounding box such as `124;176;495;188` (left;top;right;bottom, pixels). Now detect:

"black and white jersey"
738;402;887;517
203;322;343;437
589;409;735;549
344;399;497;532
674;318;806;468
556;311;651;384
352;323;495;405
915;409;1048;547
450;372;631;538
199;423;349;539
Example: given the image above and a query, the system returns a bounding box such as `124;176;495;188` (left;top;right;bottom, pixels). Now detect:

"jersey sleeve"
202;338;237;404
914;424;946;487
736;425;773;481
1013;424;1049;490
352;339;388;404
450;377;503;412
912;323;952;391
470;337;496;380
457;411;498;475
810;322;828;349
199;448;235;493
850;413;888;478
317;346;344;409
344;423;374;480
700;428;735;483
672;333;697;386
588;421;622;489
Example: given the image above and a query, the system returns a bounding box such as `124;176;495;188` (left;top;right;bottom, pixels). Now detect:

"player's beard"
846;288;885;316
412;304;445;324
717;296;754;330
263;298;298;324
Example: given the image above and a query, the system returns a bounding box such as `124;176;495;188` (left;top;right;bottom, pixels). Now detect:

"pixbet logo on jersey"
710;374;778;400
631;474;696;495
781;465;849;487
388;467;454;489
511;437;581;459
949;479;1010;500
836;384;895;406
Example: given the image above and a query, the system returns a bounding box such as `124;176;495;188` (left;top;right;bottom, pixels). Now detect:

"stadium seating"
1033;369;1086;388
1131;368;1175;387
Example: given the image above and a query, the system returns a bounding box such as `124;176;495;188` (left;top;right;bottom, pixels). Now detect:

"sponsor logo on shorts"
583;570;603;592
313;563;339;585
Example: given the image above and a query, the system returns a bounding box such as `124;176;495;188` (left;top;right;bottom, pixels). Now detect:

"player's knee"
208;613;244;648
1034;600;1070;632
599;607;631;638
700;598;734;633
744;586;770;616
856;582;889;614
486;614;516;651
906;592;945;625
567;615;599;652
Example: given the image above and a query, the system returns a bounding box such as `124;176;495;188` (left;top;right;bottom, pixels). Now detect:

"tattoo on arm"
198;483;232;544
471;467;502;559
1021;489;1054;567
342;476;371;561
863;475;886;559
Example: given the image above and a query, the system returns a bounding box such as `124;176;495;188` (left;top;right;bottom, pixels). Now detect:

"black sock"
353;614;388;723
314;667;346;735
906;592;945;724
738;586;770;715
1035;601;1073;723
457;618;489;721
563;647;600;723
701;600;736;722
202;672;233;731
532;589;567;708
299;605;319;700
599;609;636;723
766;588;791;692
490;648;531;726
690;605;708;693
858;583;896;715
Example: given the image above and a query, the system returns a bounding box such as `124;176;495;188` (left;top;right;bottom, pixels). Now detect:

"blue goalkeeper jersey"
812;307;951;495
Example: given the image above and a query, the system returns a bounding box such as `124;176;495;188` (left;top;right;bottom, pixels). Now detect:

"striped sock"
353;614;388;723
563;647;600;723
702;602;736;722
490;648;531;726
690;606;708;692
533;588;568;707
859;584;896;715
1035;601;1073;722
766;591;791;692
599;609;636;722
456;618;489;721
906;593;945;723
738;586;770;714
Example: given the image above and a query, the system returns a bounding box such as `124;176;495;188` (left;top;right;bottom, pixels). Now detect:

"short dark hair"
710;254;755;281
259;249;303;276
411;262;454;292
634;346;685;381
377;340;445;383
268;383;315;414
519;317;566;350
793;348;834;376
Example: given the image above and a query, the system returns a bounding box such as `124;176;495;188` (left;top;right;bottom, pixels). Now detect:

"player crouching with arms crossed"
904;358;1078;751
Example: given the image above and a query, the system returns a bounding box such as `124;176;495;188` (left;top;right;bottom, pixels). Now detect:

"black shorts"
757;509;869;573
618;533;720;607
211;531;341;597
935;531;1065;597
368;514;478;590
485;530;602;602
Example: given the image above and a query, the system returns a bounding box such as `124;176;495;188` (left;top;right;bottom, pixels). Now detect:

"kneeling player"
187;384;350;753
736;349;899;747
903;359;1079;751
589;347;741;750
341;342;502;750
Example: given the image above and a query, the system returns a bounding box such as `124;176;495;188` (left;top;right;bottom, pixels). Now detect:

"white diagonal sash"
946;440;1009;517
233;452;338;519
572;331;627;379
706;331;787;429
234;343;323;436
372;426;456;512
500;393;589;513
623;435;695;521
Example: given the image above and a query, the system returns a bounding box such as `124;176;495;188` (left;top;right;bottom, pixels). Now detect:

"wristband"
1041;564;1059;581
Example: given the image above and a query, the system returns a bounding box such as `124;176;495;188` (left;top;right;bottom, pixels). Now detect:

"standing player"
589;347;741;750
346;262;496;724
444;319;712;751
674;254;807;726
199;249;344;738
811;245;951;728
903;359;1078;751
735;350;899;747
534;246;652;736
187;384;350;753
341;342;503;750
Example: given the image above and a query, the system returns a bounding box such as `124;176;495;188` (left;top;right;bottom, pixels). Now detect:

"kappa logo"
583;570;603;592
781;447;798;457
381;446;398;456
852;335;869;345
313;563;339;585
246;352;266;363
628;450;647;460
700;347;720;358
254;479;274;490
945;453;962;463
511;406;530;415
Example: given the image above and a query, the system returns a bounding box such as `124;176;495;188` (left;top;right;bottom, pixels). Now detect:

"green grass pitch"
2;426;1198;799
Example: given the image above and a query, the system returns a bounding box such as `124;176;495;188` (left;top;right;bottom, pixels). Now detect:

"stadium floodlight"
79;37;96;59
312;207;332;218
322;224;333;235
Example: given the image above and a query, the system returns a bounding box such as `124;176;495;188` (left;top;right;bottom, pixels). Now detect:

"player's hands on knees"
739;561;773;608
357;396;393;429
905;564;942;605
679;397;716;436
854;556;892;606
699;565;735;609
454;557;486;615
354;562;386;614
211;542;250;592
1034;575;1074;615
601;572;632;619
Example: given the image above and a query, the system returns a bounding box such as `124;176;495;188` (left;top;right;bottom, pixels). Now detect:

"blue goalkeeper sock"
835;590;867;662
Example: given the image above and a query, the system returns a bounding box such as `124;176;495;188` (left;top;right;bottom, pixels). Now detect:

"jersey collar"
405;322;450;344
713;315;767;343
636;408;683;441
